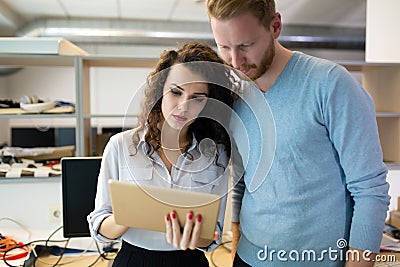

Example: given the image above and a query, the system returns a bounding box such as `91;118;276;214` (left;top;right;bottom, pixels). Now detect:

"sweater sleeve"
230;137;245;223
231;175;245;223
323;65;390;253
198;145;230;252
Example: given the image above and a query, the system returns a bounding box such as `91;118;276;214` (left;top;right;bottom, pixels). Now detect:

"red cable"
0;234;30;261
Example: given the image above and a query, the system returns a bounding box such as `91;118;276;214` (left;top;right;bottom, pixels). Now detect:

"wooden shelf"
341;62;400;164
83;56;157;68
377;117;400;163
0;54;77;67
377;113;400;118
0;113;76;119
0;176;61;184
386;163;400;170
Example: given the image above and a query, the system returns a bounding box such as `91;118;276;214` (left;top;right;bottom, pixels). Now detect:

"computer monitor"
61;157;102;238
11;127;55;147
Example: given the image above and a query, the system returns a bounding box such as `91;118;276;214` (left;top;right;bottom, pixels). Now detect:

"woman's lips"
172;114;187;122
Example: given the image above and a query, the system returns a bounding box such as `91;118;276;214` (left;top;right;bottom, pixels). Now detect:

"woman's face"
161;64;209;131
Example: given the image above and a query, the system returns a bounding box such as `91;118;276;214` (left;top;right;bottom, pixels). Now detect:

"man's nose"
230;49;245;69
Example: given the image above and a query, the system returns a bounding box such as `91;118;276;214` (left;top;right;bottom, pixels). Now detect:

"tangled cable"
0;233;30;261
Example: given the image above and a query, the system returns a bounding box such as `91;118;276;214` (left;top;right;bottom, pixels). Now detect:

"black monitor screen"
12;128;55;147
61;157;102;238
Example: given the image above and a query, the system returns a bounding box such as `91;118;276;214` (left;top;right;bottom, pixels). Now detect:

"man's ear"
271;12;282;38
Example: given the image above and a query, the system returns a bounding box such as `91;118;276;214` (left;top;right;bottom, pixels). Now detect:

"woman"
88;41;238;267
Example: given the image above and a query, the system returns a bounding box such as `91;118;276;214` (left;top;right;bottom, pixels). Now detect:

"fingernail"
188;212;193;220
172;212;176;219
197;214;202;222
166;215;170;221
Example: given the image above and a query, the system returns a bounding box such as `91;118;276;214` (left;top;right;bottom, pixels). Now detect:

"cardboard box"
398;196;400;211
95;133;113;156
389;211;400;229
20;146;75;161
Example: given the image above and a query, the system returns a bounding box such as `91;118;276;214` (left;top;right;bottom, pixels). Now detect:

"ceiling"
0;0;367;49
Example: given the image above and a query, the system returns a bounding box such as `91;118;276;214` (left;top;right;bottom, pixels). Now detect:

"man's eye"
240;44;251;50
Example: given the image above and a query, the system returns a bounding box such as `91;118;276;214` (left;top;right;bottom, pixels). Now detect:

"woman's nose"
178;99;189;111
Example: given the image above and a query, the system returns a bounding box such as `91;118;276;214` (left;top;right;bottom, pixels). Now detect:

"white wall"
388;170;400;212
7;67;75;103
0;179;96;250
366;0;400;63
1;180;62;239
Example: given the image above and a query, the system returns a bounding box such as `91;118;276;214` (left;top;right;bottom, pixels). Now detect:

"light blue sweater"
231;52;390;266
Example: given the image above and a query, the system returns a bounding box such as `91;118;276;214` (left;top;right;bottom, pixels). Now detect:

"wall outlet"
48;206;62;222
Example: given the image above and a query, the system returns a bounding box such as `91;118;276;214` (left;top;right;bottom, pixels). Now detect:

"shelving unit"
0;53;158;160
77;56;158;156
341;62;400;166
0;176;61;184
0;54;78;158
0;53;157;183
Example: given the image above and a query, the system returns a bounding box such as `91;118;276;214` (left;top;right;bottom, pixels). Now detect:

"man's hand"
165;211;219;250
345;247;376;267
231;222;241;260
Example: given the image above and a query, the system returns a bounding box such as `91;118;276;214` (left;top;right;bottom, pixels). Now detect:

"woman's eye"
170;88;181;95
193;97;207;103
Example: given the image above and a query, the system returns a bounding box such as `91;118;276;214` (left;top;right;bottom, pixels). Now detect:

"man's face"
210;12;275;81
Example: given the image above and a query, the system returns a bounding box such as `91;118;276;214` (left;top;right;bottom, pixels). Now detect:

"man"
206;0;390;266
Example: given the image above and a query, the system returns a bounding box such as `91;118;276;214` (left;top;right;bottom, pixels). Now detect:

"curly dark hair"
132;41;239;160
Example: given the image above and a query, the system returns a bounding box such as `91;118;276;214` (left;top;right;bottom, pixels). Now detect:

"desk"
25;251;221;267
205;245;232;267
2;249;397;267
0;251;116;267
34;254;114;267
32;252;224;267
206;248;400;267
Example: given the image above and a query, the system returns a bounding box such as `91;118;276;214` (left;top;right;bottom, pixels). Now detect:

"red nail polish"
197;214;202;222
166;215;170;221
172;212;176;219
188;213;193;220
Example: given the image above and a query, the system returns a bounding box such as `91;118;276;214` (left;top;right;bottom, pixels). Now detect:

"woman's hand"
165;211;219;250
